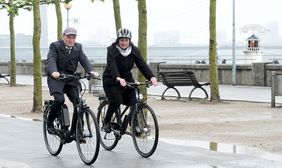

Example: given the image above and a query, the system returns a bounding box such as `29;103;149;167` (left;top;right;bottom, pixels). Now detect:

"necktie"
66;47;72;54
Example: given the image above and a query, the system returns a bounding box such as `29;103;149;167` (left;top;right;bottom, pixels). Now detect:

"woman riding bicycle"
46;27;97;138
102;28;158;133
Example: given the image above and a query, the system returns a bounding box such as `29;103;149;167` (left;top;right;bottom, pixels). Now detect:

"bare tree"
0;0;32;86
209;0;220;102
137;0;148;100
32;0;42;113
54;0;63;39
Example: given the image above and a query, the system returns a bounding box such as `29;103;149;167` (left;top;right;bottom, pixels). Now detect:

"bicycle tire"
76;108;100;165
131;104;159;157
97;100;119;150
42;102;63;156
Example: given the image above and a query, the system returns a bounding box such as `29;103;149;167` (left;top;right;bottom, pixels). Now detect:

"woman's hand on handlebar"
51;72;60;79
116;77;127;87
150;77;158;86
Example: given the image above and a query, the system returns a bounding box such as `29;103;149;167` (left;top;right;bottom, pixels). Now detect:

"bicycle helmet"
117;28;132;39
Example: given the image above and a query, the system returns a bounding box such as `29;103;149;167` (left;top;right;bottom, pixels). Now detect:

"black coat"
102;42;155;104
47;40;93;95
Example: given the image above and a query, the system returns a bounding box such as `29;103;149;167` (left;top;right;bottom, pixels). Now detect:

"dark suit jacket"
47;40;93;95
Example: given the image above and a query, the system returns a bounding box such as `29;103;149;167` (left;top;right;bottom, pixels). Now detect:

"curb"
0;114;42;122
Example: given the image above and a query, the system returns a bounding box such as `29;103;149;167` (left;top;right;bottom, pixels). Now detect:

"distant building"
243;34;263;64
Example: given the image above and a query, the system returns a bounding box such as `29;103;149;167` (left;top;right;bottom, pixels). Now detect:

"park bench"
0;73;10;84
271;71;282;107
158;71;210;100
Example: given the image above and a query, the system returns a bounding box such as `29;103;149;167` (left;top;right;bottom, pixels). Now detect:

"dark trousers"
104;89;136;123
48;84;79;133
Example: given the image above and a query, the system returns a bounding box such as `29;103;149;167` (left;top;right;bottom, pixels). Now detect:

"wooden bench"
0;73;10;84
158;71;210;100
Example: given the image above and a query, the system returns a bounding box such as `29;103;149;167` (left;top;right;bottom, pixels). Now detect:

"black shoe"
47;127;56;135
47;122;55;134
103;121;111;133
79;138;86;144
65;132;75;143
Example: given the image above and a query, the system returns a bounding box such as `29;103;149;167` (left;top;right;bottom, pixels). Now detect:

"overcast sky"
0;0;281;45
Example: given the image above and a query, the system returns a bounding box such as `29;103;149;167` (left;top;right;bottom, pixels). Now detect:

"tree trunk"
112;0;122;31
9;0;16;86
209;0;220;102
32;0;42;113
54;0;62;40
137;0;148;101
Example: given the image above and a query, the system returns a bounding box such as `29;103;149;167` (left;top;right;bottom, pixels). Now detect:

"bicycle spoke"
97;101;119;150
76;109;100;165
43;106;63;156
132;104;159;157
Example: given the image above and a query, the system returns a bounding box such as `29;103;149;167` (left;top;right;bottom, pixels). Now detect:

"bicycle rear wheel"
97;100;119;150
76;108;100;165
43;103;63;156
132;104;159;157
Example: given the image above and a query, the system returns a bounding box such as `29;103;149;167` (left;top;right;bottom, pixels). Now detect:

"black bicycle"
97;81;159;157
43;73;100;165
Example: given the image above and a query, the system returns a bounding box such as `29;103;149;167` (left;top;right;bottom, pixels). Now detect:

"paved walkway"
1;116;282;168
1;75;282;167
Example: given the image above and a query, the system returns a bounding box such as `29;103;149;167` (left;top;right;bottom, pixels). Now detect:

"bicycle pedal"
110;122;122;130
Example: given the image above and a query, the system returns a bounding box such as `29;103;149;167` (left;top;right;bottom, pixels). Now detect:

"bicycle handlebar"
58;73;101;81
126;81;152;89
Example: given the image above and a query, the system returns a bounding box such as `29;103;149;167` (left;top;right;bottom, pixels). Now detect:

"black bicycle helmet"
116;28;132;39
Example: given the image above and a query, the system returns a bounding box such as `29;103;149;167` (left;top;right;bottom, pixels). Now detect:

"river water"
1;45;282;64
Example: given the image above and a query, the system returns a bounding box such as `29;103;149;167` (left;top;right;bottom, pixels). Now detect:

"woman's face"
118;38;130;49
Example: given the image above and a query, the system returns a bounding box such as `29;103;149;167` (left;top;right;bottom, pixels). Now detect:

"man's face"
63;34;76;47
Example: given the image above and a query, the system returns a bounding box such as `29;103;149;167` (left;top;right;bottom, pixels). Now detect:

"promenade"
7;74;282;103
1;76;282;167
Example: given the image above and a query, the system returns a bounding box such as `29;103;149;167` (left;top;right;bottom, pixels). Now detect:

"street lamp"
232;0;236;85
64;1;73;28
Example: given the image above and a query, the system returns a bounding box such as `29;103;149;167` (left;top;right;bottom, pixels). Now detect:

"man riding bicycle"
46;27;97;141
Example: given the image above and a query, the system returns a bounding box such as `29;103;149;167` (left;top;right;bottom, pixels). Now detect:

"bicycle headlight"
139;93;143;100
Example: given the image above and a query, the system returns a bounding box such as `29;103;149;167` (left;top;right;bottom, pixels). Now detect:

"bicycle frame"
109;82;149;135
61;74;94;137
43;72;101;165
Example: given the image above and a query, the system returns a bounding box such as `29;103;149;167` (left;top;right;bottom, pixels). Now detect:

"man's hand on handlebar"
51;72;60;79
90;71;100;79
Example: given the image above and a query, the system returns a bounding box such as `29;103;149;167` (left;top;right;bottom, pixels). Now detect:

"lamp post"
232;0;236;85
64;1;73;28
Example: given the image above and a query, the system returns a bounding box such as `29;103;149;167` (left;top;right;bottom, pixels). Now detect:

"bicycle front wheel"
43;104;63;156
76;108;100;165
131;104;159;157
97;100;119;150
